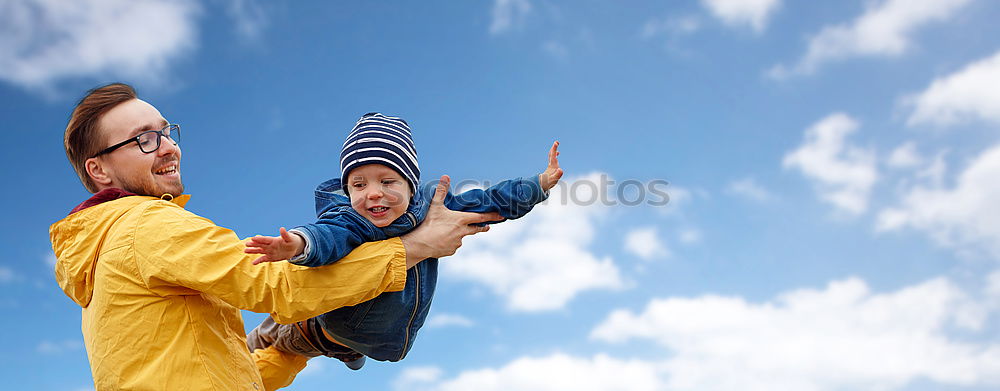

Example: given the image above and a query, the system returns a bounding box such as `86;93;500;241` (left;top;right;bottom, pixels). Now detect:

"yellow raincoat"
50;194;408;390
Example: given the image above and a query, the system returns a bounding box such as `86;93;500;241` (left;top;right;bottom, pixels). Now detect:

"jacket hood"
50;193;190;307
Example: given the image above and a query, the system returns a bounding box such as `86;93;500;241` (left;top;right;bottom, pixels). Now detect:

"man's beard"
118;173;183;197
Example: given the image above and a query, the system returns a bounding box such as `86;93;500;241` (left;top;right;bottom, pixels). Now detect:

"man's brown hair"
65;83;137;193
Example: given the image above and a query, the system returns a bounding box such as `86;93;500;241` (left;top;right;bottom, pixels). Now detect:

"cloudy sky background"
2;0;999;390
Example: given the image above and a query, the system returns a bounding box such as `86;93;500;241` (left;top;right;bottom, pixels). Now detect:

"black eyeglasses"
92;124;181;158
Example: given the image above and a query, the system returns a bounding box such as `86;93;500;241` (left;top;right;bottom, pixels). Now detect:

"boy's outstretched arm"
245;227;305;264
539;140;563;191
442;141;563;220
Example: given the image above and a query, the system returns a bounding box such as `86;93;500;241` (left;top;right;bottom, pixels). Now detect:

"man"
49;83;498;390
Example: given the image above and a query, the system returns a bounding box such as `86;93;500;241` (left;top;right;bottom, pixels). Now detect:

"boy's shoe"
341;354;366;371
326;343;365;370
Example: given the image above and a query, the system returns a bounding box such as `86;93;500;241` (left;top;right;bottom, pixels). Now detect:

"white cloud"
396;353;665;391
455;182;486;193
887;141;923;169
0;0;200;91
726;177;772;202
37;339;84;355
401;273;1000;391
624;227;670;260
641;15;701;39
425;313;475;329
45;250;58;268
0;266;15;284
886;149;949;189
444;173;625;312
877;143;1000;259
783;113;878;215
700;0;781;33
659;185;694;216
770;0;973;78
541;40;569;59
224;0;268;41
988;271;1000;305
905;50;1000;127
678;228;702;245
640;15;703;55
591;276;1000;390
490;0;532;35
297;357;329;377
394;366;444;391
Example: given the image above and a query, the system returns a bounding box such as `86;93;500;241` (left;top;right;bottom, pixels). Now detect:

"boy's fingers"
252;256;268;265
248;236;272;245
279;227;291;241
431;175;451;205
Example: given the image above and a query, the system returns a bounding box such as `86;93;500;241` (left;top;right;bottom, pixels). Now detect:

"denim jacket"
288;174;548;361
291;175;548;268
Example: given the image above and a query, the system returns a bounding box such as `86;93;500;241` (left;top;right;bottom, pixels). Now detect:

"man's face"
92;99;183;197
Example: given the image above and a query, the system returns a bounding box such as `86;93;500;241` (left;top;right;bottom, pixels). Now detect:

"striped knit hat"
340;113;420;192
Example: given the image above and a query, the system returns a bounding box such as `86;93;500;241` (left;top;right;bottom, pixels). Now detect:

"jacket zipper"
399;265;420;361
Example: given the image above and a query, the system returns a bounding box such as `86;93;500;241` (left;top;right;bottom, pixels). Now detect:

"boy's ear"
85;157;114;187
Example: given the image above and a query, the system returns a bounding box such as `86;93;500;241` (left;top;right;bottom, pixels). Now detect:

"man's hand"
245;227;306;265
400;175;503;267
539;141;563;191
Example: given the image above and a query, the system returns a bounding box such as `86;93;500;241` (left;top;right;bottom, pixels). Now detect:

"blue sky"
2;0;1000;390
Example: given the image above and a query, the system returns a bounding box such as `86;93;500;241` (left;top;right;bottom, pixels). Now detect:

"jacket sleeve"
443;175;549;220
251;345;308;391
133;201;407;324
291;207;388;268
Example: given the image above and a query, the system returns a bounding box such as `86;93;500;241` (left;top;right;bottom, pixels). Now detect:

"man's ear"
85;157;113;187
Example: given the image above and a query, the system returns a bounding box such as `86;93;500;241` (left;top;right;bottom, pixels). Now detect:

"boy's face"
347;164;412;227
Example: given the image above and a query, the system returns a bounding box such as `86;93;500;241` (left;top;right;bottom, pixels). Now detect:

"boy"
245;113;562;370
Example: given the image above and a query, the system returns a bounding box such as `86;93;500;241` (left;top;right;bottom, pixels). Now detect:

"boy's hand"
245;227;305;265
539;141;563;191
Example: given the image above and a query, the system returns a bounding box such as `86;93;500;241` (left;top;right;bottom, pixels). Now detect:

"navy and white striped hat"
340;112;420;192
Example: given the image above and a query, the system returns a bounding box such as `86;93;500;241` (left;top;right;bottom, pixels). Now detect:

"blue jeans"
315;258;438;361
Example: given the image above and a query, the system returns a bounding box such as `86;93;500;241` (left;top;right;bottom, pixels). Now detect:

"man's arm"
251;345;309;391
135;175;499;323
136;203;408;324
244;208;383;268
288;207;386;267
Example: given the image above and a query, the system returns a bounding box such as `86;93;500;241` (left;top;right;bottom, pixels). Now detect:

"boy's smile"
347;164;413;227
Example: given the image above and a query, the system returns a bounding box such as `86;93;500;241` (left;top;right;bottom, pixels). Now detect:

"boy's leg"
246;316;279;353
304;318;366;370
246;316;325;358
248;315;366;370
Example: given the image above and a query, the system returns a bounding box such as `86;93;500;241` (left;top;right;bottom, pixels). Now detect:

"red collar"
69;188;138;215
